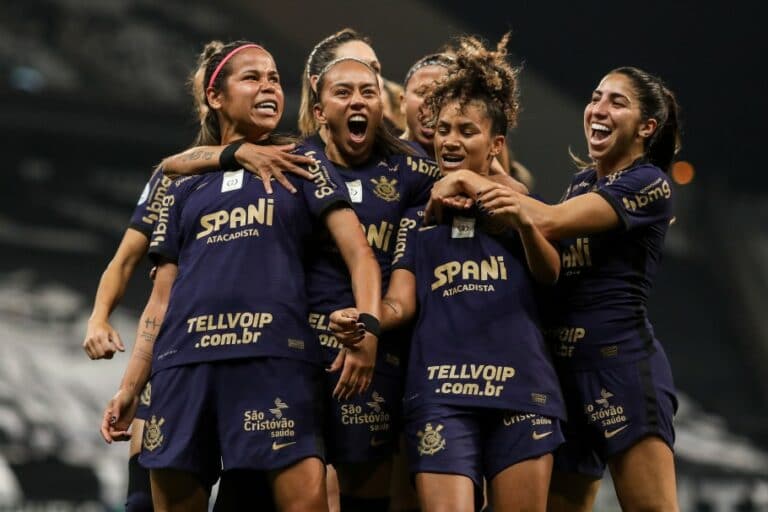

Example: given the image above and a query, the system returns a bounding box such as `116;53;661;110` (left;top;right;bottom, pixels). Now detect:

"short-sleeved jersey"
543;162;673;369
147;164;349;374
129;168;174;238
300;136;439;374
394;212;565;419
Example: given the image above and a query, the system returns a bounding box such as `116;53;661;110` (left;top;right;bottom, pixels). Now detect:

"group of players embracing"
85;26;682;512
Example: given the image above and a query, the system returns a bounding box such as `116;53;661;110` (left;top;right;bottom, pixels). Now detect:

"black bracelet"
357;313;381;338
220;140;246;170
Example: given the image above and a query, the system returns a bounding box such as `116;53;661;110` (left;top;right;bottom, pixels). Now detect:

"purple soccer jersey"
129;167;174;238
544;162;674;368
300;136;439;374
147;165;349;374
395;212;566;420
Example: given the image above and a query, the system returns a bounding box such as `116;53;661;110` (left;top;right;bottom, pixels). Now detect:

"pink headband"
207;44;264;90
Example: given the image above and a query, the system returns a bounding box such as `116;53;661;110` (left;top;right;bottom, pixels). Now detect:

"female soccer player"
432;66;682;511
159;28;380;196
100;40;381;512
304;55;439;511
399;53;454;159
332;34;566;512
84;40;322;511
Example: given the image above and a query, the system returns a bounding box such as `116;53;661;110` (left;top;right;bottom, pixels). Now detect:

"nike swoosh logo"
604;425;629;439
532;431;553;440
271;441;297;451
370;437;387;447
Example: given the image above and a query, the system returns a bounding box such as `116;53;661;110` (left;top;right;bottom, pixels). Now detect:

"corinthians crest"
140;382;152;407
417;422;446;456
143;415;165;452
370;176;400;202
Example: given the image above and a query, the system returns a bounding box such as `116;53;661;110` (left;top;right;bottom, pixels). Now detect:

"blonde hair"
298;28;371;136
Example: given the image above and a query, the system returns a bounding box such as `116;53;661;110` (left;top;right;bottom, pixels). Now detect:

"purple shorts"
405;403;563;489
139;357;325;485
553;346;678;477
324;369;403;464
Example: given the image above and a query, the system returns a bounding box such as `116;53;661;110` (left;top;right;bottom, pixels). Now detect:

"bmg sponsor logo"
149;193;175;248
406;156;440;179
621;178;671;212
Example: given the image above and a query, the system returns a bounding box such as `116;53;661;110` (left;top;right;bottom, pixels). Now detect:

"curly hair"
425;33;520;136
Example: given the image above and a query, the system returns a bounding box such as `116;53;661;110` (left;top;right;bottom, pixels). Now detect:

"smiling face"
314;59;383;166
402;65;449;155
434;99;504;176
584;72;657;174
207;47;283;143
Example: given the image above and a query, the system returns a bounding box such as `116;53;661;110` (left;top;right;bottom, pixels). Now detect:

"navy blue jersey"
129;168;174;238
543;162;673;368
300;136;439;373
401;138;429;158
395;212;565;419
147;165;348;373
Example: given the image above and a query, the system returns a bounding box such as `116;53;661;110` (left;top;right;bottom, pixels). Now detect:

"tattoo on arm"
144;317;160;329
140;331;156;343
180;150;215;162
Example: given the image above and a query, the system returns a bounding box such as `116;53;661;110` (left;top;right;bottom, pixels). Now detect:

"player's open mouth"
590;122;611;142
441;153;464;169
348;114;368;144
255;100;278;114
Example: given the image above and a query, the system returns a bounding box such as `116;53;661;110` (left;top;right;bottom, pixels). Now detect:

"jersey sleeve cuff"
128;222;154;238
594;189;630;231
148;249;178;265
316;197;353;218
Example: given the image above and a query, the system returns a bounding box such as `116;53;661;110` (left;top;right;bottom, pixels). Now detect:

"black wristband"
220;140;246;170
357;313;381;338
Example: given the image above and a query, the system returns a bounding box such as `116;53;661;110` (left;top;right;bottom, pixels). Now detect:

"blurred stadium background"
1;1;766;510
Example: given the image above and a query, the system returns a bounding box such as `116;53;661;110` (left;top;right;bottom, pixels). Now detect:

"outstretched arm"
84;229;149;360
479;186;620;240
161;142;316;194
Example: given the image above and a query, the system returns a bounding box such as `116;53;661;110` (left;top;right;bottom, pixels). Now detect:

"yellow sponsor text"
197;199;274;239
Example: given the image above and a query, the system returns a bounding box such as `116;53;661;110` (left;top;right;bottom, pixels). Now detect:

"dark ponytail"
647;87;682;172
613;66;682;172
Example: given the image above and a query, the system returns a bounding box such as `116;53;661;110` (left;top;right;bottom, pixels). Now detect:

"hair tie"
316;57;377;85
208;44;264;90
